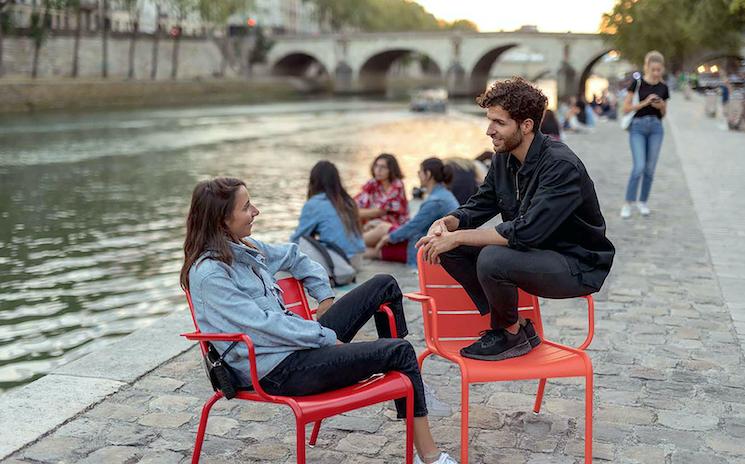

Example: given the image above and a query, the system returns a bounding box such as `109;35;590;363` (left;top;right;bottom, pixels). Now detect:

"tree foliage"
601;0;745;73
304;0;477;32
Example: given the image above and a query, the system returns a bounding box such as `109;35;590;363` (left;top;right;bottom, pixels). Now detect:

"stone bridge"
266;31;615;98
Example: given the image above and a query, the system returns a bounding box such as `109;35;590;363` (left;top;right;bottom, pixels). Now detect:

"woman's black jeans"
259;274;428;418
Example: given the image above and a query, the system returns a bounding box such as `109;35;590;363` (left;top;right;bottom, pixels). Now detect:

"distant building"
6;0;320;37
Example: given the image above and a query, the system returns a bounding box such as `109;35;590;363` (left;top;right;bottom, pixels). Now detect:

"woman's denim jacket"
290;193;365;258
188;238;337;387
388;184;459;266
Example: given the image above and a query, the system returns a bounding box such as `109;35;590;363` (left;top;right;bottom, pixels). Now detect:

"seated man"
416;78;615;361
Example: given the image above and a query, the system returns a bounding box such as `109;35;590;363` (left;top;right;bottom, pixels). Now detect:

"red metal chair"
405;248;595;464
181;276;413;464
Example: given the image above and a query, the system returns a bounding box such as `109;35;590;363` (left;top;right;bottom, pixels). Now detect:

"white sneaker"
620;204;632;219
637;202;651;216
414;452;458;464
423;382;452;417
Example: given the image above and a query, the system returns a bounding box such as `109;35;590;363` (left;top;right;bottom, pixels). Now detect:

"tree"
122;0;140;79
100;0;109;77
304;0;477;33
0;0;14;78
169;0;197;79
68;0;82;78
601;0;745;73
445;19;479;32
198;0;253;77
150;0;162;79
30;0;57;78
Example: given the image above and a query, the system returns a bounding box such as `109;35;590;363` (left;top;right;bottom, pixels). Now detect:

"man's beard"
495;127;523;153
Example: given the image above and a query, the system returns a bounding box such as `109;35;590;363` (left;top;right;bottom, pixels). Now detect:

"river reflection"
0;100;491;391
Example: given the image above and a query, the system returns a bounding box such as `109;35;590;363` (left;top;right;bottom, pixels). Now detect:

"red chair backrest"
184;289;210;356
277;277;313;320
416;249;543;340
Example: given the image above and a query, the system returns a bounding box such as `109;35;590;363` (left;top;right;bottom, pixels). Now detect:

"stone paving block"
138;449;185;464
77;445;141;464
138;411;193;428
334;432;388;455
621;445;670;464
20;436;86;463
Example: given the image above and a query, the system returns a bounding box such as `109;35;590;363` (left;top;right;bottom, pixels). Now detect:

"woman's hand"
375;234;391;252
316;298;334;318
641;93;659;108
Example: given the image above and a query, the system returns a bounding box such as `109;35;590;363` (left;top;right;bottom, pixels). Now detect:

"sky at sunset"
414;0;617;33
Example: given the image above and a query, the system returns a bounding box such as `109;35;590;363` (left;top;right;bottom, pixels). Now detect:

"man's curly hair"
476;77;548;133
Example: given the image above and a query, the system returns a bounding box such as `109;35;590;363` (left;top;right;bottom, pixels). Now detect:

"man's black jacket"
449;131;615;290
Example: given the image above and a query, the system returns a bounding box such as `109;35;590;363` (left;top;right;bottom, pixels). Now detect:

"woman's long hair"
180;177;246;290
370;153;404;181
308;161;362;237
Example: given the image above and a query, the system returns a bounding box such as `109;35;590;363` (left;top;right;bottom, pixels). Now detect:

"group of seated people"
290;152;492;271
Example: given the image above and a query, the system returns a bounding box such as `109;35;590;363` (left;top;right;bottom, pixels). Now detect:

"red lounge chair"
181;276;413;464
405;248;595;463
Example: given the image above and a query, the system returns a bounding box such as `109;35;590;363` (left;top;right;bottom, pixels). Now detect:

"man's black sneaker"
460;328;532;361
521;319;542;348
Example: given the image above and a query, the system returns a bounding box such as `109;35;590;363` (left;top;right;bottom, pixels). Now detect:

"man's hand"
417;216;459;249
316;298;334;318
421;230;460;265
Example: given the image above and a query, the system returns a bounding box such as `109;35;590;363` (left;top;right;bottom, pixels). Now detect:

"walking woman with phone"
620;50;670;219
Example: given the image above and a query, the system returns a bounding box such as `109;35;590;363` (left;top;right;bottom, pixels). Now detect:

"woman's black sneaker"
460;328;532;361
521;319;542;348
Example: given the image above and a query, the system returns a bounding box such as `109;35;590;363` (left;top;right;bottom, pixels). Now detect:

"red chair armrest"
403;292;431;302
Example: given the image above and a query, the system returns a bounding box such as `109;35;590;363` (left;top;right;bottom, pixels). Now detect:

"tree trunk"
150;7;160;80
170;29;180;79
101;0;108;78
127;20;138;79
0;2;6;78
71;7;82;77
31;43;41;78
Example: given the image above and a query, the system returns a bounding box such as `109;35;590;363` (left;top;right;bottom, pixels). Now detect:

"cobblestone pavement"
6;99;745;464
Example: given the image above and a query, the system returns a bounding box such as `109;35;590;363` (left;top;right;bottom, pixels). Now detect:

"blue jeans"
625;116;664;203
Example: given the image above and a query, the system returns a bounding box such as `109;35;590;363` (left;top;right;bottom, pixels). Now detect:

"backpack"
297;235;357;287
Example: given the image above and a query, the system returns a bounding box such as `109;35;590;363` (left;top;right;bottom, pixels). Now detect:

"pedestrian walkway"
3;99;745;463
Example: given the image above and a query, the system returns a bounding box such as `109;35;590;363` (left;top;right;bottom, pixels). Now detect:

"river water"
0;99;491;391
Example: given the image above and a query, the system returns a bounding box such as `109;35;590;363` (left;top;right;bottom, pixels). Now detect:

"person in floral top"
355;153;410;247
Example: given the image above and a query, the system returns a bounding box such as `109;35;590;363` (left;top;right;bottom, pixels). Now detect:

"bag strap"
301;235;336;274
325;242;353;265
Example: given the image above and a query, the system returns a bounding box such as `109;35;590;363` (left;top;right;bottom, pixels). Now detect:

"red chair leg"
405;389;414;464
460;379;469;464
309;420;322;446
296;418;306;464
191;392;222;464
417;348;432;369
585;373;593;464
533;378;548;413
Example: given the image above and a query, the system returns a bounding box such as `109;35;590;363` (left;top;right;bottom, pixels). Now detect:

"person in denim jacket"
291;161;365;266
180;177;458;464
371;158;459;267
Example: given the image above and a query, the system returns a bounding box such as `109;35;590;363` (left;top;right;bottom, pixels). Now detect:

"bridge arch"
271;52;330;79
357;49;443;94
468;44;519;95
577;48;620;100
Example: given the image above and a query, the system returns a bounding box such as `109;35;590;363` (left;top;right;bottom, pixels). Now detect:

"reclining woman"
291;160;365;269
180;177;457;464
